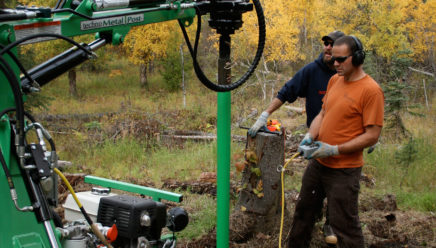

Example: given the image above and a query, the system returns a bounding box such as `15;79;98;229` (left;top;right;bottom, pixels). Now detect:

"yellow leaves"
256;180;263;192
250;167;261;177
232;0;310;63
109;69;122;78
123;21;179;65
404;0;436;61
245;150;258;163
253;180;264;198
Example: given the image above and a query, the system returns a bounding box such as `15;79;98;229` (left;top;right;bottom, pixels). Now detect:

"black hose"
0;57;25;148
179;0;265;92
0;33;96;152
0;33;93;57
0;107;56;152
0;107;36;122
0;44;36;90
0;148;14;189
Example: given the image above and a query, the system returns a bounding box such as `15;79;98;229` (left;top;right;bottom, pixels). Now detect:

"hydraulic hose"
0;107;55;152
0;33;92;163
0;33;94;58
179;0;265;92
0;44;35;90
0;107;58;214
54;168;114;248
0;146;34;212
0;56;25;160
279;152;300;248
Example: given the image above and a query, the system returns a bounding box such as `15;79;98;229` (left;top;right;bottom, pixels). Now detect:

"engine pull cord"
279;152;301;248
54;168;114;248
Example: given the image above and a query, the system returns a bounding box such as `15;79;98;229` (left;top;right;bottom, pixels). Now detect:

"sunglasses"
331;55;351;63
323;40;334;47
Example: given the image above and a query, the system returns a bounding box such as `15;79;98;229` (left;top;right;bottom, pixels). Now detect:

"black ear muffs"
350;35;365;66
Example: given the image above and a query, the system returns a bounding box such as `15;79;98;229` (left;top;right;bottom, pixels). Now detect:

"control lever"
239;125;282;136
298;143;320;159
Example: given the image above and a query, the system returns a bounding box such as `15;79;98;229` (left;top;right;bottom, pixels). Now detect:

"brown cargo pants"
288;159;364;248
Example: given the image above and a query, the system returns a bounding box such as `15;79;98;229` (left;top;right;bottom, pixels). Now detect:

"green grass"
176;192;217;240
64;138;219;186
364;114;436;211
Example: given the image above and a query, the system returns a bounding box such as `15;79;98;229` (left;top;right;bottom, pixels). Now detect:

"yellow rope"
279;152;300;248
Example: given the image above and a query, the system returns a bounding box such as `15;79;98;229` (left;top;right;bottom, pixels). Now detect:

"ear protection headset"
350;35;365;66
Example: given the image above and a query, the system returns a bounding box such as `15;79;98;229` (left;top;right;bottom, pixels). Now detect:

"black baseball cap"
322;31;345;42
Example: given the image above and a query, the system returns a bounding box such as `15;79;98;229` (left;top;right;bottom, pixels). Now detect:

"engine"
59;191;189;248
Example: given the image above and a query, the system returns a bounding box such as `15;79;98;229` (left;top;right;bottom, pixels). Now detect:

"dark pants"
288;160;364;248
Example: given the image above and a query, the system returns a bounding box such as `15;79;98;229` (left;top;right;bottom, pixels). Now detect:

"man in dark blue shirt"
248;30;345;133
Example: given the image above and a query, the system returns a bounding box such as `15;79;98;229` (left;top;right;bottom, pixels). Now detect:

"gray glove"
248;111;269;137
299;133;313;146
309;141;339;159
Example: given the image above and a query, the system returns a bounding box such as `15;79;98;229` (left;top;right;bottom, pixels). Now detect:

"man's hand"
309;141;339;159
299;133;313;146
248;111;269;137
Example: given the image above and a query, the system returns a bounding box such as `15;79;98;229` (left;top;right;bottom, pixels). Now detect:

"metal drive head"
298;143;320;159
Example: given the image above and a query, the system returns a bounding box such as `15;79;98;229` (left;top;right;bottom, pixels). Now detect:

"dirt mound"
55;174;436;247
178;191;436;248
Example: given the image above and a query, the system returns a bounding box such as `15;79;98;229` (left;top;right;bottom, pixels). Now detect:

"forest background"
2;0;436;245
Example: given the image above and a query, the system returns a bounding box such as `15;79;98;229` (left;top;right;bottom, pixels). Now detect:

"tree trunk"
68;69;78;97
139;64;148;88
229;131;286;241
180;44;186;108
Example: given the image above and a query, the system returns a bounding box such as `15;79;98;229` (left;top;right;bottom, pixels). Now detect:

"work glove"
248;111;269;137
308;141;339;159
299;132;313;146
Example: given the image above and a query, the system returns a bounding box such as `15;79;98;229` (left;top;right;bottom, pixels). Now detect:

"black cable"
0;44;36;89
0;33;94;153
0;107;56;152
0;107;36;122
0;33;93;95
0;57;25;148
0;148;14;189
0;33;93;57
178;0;265;92
54;0;65;9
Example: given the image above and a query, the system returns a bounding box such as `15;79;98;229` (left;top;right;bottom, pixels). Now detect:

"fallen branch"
284;106;305;114
408;67;435;78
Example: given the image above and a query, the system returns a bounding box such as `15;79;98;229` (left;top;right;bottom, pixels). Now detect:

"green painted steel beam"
84;175;182;202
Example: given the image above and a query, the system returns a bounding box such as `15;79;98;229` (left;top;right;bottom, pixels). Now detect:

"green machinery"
0;0;265;247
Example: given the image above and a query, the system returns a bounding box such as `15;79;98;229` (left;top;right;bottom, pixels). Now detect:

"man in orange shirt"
288;36;384;247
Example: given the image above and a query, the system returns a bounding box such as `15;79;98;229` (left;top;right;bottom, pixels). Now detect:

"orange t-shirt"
317;74;384;168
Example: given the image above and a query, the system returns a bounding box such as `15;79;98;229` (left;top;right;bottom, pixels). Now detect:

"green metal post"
216;33;231;248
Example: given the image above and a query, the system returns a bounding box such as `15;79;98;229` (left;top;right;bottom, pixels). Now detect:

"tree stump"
229;131;286;240
237;131;284;215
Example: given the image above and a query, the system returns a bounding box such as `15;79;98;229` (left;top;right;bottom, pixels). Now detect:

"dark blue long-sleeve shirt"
277;53;336;127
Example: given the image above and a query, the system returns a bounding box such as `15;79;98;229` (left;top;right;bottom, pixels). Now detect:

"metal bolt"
39;169;44;174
